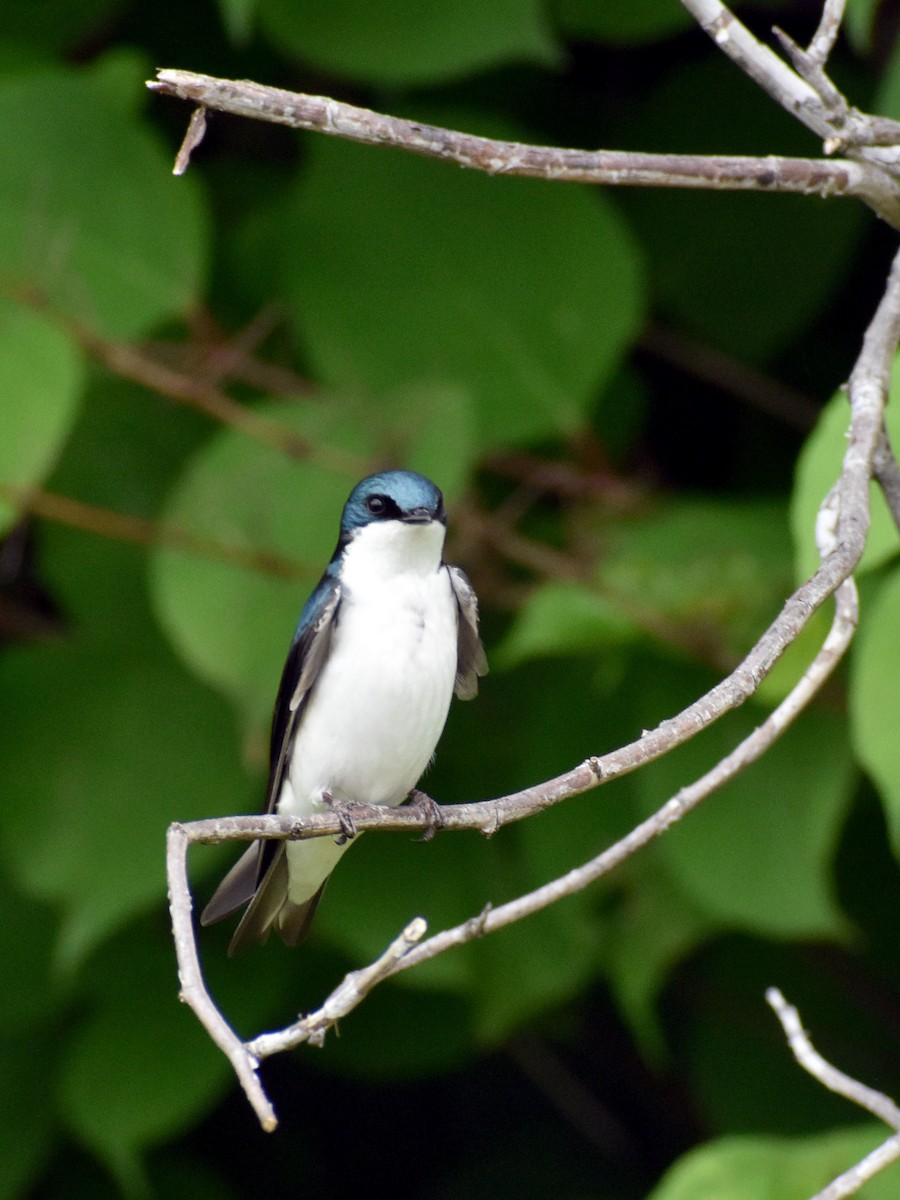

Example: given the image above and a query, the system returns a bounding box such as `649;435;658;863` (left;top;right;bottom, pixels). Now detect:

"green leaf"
0;642;247;968
876;37;900;124
634;703;853;940
849;0;886;55
320;984;474;1079
606;865;716;1061
279;133;645;447
385;382;478;502
0;55;207;339
0;0;127;52
791;367;900;583
0;1027;59;1200
597;496;794;663
620;54;864;363
552;0;693;44
39;371;211;648
148;1156;240;1200
0;867;62;1031
151;399;373;729
59;935;234;1184
469;896;604;1043
648;1126;900;1200
314;829;483;995
497;580;640;669
0;296;83;534
259;0;557;86
851;565;900;855
215;0;257;43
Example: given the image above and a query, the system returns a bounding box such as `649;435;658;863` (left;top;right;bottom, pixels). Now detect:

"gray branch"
147;68;900;225
767;988;900;1199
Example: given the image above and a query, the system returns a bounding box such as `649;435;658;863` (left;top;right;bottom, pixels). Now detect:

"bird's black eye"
365;494;388;516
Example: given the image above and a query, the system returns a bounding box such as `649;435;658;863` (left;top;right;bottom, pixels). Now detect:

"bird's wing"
267;575;343;814
199;575;342;944
447;565;488;700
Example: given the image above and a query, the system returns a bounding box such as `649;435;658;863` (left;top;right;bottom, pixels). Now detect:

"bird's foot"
407;789;444;842
322;791;358;845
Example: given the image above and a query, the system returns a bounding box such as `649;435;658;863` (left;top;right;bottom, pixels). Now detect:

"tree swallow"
201;469;487;955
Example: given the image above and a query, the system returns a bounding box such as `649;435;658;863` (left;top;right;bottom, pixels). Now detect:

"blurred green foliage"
1;1;900;1198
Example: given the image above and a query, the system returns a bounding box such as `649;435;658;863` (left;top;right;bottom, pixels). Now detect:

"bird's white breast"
277;519;458;902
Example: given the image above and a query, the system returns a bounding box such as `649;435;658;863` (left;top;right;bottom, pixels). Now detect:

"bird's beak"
402;508;435;525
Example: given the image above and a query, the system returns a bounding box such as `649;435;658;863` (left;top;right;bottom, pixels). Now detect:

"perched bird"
201;469;487;955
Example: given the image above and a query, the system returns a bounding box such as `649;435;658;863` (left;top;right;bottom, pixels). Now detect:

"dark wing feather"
447;566;488;700
200;574;342;949
266;575;342;814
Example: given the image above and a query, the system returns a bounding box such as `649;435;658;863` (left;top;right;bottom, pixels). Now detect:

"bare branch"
812;1135;900;1200
392;580;857;976
680;0;900;222
167;822;276;1131
247;918;428;1057
681;0;824;123
173;105;207;176
0;482;303;579
766;988;900;1129
873;426;900;536
767;987;900;1199
79;327;365;475
806;0;847;68
146;69;891;214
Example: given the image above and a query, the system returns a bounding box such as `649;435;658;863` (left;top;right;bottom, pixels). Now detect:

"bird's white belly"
278;567;458;902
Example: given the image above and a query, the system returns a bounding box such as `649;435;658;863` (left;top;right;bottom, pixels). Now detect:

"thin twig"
681;0;900;218
767;986;900;1199
82;329;365;475
811;1134;900;1200
390;580;856;976
173;106;207;175
807;0;847;68
146;69;896;219
167;823;276;1130
766;988;900;1129
0;483;304;580
247;919;428;1056
873;426;900;535
640;324;819;431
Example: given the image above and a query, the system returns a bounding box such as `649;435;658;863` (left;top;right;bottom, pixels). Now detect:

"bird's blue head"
339;470;447;541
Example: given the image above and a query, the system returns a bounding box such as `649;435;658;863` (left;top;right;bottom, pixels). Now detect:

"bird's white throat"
339;518;446;588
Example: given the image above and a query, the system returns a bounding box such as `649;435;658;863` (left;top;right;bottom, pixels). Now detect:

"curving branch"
767;988;900;1130
767;988;900;1199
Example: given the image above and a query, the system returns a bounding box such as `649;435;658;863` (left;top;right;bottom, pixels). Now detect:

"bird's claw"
322;791;358;845
407;789;444;841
